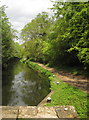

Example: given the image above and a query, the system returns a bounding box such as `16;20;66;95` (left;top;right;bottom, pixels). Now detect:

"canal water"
2;61;50;106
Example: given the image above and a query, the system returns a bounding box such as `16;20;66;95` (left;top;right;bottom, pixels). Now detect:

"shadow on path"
36;62;89;94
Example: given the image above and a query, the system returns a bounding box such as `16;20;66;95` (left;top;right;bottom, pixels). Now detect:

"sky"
1;0;54;32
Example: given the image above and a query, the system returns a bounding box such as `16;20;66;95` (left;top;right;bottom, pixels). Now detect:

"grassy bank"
27;61;89;118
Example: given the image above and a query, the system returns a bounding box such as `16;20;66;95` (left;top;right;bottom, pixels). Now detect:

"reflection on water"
2;61;50;106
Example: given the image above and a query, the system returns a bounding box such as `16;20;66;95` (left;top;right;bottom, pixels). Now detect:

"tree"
21;12;52;62
1;5;18;67
47;1;89;67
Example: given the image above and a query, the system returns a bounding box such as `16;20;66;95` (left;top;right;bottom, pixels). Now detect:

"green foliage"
12;42;23;58
27;61;89;118
2;1;89;70
47;1;89;67
65;2;89;67
20;2;89;69
21;12;52;62
1;5;18;67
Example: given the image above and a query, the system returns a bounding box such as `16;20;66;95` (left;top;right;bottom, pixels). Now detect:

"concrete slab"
18;106;38;118
0;106;2;119
1;106;78;119
2;106;19;119
35;107;58;118
55;106;78;118
18;106;58;118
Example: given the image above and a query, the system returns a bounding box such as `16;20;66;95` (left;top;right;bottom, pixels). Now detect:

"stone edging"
37;90;54;107
1;106;78;119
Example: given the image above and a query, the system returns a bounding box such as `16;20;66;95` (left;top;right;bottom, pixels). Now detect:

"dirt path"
36;62;89;94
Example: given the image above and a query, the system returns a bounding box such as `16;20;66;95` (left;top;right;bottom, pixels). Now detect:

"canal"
2;61;51;106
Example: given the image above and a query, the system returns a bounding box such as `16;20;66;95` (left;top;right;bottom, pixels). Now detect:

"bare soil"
36;62;89;94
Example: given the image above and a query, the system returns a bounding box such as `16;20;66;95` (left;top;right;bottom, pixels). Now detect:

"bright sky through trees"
1;0;53;31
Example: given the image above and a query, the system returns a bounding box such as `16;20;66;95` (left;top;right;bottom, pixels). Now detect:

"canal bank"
2;60;89;118
2;61;51;106
26;61;89;118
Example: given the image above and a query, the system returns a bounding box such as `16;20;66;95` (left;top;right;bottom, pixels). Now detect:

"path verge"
27;61;89;118
36;62;89;93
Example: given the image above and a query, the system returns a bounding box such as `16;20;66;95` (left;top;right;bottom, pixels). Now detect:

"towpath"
36;62;89;93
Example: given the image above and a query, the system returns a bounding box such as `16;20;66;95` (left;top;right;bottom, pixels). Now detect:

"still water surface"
2;61;50;106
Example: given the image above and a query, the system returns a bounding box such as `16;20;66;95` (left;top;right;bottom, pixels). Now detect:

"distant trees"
21;1;89;69
21;12;52;63
2;1;88;70
1;6;13;65
1;6;20;67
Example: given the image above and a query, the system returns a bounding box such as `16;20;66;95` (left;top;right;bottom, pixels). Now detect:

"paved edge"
1;106;78;119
